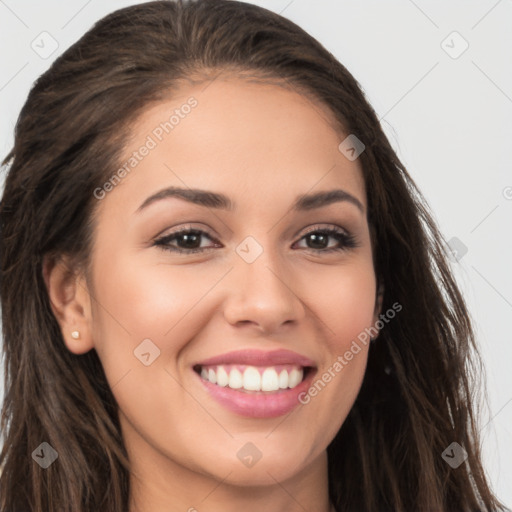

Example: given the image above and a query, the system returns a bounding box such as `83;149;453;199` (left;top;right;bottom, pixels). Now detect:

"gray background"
1;0;511;506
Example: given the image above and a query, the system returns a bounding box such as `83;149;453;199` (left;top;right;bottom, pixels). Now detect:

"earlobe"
42;254;94;355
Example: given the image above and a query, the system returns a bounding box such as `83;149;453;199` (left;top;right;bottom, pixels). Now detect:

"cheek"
303;258;377;351
92;250;217;342
88;252;211;430
298;259;376;414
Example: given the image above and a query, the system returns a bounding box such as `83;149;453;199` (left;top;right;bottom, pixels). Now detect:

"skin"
45;75;383;512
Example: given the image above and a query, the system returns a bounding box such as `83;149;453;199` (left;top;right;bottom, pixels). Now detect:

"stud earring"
71;331;80;340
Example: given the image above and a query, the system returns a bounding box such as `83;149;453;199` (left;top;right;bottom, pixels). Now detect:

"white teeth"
199;365;304;392
288;368;303;388
261;368;279;391
216;366;229;387
278;369;288;389
228;368;243;389
243;366;261;391
208;368;217;384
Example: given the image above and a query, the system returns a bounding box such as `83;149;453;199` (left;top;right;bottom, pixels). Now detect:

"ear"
42;254;94;355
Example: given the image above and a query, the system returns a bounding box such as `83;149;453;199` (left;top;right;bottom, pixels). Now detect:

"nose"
222;245;306;335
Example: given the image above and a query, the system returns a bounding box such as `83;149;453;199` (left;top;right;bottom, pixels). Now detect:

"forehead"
95;77;366;220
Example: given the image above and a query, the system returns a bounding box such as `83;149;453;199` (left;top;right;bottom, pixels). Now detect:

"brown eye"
154;229;220;254
294;228;358;253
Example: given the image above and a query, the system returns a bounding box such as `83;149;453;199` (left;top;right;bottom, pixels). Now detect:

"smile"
193;364;311;393
193;364;317;418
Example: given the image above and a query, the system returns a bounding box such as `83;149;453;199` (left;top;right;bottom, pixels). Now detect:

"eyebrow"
135;186;365;214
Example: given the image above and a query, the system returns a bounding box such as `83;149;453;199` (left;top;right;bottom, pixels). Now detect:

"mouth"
192;363;315;394
191;348;318;417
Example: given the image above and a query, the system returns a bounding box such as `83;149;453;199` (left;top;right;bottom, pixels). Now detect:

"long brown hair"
0;1;506;510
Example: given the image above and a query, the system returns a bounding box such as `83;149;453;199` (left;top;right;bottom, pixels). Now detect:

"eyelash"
153;225;359;255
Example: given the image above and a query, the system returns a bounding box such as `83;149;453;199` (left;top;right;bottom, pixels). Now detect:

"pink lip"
194;349;316;368
194;366;317;418
193;349;317;418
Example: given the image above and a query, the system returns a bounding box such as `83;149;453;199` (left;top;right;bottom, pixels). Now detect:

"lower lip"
194;368;317;418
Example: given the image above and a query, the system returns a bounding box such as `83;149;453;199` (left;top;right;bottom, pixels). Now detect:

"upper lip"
195;349;316;368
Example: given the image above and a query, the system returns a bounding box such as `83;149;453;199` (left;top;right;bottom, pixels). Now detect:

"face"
59;77;381;493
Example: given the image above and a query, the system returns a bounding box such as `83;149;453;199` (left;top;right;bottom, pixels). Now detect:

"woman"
0;1;505;511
